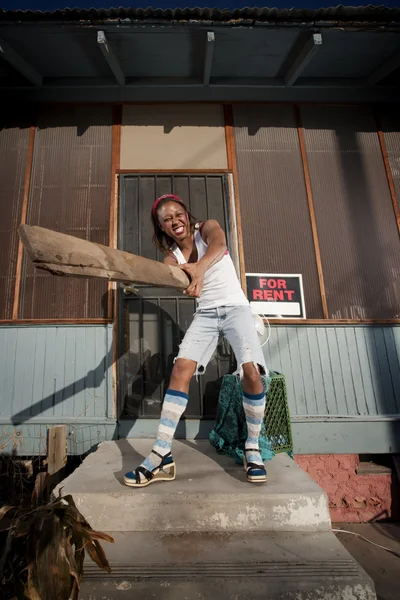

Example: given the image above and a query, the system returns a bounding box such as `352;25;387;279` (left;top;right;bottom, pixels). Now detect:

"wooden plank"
326;327;346;414
345;327;368;416
297;326;317;414
13;125;36;320
373;327;397;414
316;327;336;414
287;327;307;415
224;104;247;292
47;424;67;476
117;169;231;174
97;31;125;86
0;36;42;87
284;33;323;87
375;111;400;235
203;31;215;86
354;327;377;416
383;327;400;414
108;105;122;319
336;327;357;414
295;106;329;319
19;224;190;289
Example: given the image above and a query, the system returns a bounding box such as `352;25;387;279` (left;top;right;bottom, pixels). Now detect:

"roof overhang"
1;7;400;103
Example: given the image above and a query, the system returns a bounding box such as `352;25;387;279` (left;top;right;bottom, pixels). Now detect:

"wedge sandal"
124;450;176;488
244;448;267;483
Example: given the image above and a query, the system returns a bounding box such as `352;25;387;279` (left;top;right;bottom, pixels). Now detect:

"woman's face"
157;201;190;243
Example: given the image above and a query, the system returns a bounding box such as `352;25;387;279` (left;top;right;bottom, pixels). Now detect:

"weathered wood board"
19;225;190;290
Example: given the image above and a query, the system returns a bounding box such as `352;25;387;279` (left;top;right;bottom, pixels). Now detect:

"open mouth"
173;225;185;235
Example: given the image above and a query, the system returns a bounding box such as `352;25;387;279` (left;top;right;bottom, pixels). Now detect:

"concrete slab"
334;523;400;600
59;439;331;532
79;531;376;600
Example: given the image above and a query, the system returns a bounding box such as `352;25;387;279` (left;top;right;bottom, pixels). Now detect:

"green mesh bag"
209;371;293;464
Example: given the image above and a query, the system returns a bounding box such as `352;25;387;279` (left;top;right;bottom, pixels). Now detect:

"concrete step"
59;439;331;532
78;530;376;600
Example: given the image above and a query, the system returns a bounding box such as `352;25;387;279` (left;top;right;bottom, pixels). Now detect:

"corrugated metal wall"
301;105;400;319
264;325;400;417
19;106;113;319
380;104;400;222
0;124;30;319
233;104;324;319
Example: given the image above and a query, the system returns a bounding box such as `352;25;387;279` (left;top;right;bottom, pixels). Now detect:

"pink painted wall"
295;454;394;523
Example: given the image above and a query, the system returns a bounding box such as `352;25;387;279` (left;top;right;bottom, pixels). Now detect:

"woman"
124;194;269;487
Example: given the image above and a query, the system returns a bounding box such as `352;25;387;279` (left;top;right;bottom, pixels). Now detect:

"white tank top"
171;224;249;310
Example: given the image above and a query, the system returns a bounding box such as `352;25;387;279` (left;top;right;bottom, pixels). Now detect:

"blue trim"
243;390;265;401
166;388;189;400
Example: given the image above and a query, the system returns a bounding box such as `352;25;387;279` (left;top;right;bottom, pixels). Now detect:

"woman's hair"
151;195;197;254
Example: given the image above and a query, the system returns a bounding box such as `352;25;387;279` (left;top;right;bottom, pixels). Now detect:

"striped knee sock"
242;390;266;466
139;389;188;480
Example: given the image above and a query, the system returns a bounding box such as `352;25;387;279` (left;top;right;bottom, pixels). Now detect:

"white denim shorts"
176;305;268;378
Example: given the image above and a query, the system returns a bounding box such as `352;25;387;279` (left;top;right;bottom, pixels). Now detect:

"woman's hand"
179;263;206;298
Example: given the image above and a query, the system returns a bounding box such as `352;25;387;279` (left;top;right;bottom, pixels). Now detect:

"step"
78;530;376;600
59;439;331;532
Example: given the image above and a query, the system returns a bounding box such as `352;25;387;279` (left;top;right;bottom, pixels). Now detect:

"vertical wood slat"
47;424;67;477
12;126;36;320
108;105;122;320
109;106;122;418
224;104;247;292
295;106;329;319
374;110;400;236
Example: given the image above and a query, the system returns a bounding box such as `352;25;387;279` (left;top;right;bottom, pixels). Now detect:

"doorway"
118;173;237;421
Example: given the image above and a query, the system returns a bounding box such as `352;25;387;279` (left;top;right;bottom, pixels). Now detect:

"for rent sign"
246;273;306;318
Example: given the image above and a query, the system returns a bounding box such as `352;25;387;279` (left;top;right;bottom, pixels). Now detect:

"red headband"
152;194;185;216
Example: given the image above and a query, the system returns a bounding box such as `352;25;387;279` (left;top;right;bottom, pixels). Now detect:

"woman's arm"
197;219;227;271
179;220;227;298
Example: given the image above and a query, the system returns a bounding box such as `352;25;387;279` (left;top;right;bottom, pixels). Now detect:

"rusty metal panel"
301;105;400;319
19;106;112;319
380;105;400;219
0;123;30;319
233;104;323;319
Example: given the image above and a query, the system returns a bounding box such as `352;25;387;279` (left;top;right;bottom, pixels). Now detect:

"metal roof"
1;5;400;24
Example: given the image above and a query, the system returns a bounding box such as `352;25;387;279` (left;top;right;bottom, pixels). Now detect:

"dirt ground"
333;523;400;600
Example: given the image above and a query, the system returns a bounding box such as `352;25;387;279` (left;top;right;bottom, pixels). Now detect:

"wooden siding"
265;325;400;417
0;324;399;455
0;325;113;423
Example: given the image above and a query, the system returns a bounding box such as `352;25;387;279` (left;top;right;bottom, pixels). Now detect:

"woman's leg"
124;309;219;487
223;306;268;481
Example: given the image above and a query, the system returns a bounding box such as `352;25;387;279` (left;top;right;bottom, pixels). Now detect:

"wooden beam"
19;225;190;289
295;105;329;319
369;48;400;86
375;111;400;236
224;104;247;294
13;125;36;320
203;31;215;87
47;425;67;477
0;36;42;87
97;30;125;86
284;33;323;87
108;105;122;320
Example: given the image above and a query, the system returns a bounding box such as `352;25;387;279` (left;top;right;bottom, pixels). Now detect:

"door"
118;173;236;420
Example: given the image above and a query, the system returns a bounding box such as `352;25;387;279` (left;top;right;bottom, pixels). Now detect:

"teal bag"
209;373;275;464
